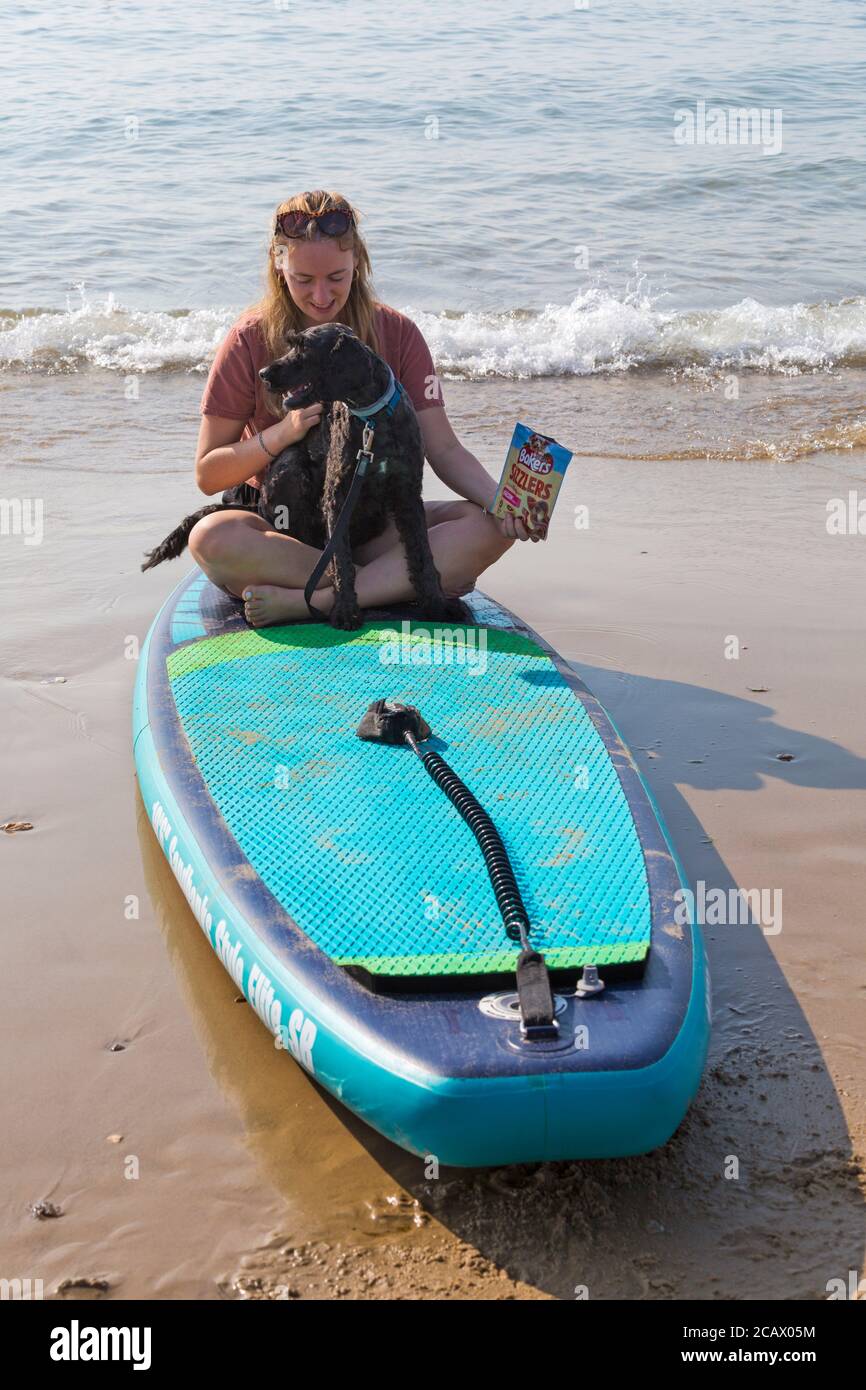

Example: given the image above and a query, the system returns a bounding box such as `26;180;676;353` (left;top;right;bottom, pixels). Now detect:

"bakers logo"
517;436;554;474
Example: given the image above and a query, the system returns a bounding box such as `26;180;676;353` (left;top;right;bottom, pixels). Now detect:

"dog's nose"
259;367;274;382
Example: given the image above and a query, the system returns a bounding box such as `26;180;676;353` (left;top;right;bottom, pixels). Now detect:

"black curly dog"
141;322;469;631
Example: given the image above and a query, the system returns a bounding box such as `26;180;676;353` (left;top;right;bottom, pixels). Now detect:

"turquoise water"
2;1;865;359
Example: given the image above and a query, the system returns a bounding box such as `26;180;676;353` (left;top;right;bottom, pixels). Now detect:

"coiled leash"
357;698;558;1039
303;372;405;621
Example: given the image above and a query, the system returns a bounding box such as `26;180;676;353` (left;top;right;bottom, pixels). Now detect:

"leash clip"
356;420;377;474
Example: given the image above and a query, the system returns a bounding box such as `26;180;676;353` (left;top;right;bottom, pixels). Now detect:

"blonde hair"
242;190;380;416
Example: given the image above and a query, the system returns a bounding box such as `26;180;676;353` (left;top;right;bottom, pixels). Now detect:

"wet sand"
1;372;864;1299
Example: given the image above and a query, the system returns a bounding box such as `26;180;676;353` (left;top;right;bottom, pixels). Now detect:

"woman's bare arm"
418;407;536;541
194;415;277;496
194;405;322;495
417;408;498;505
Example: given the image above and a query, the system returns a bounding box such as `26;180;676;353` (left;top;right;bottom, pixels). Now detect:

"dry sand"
1;372;864;1300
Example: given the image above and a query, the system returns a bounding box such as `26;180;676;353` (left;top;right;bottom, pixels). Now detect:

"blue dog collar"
347;367;405;421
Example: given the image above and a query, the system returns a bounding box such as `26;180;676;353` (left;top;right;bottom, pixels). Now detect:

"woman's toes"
241;583;332;627
242;587;264;627
241;584;294;628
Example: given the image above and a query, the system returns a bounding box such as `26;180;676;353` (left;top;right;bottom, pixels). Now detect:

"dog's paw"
423;595;474;624
329;601;364;631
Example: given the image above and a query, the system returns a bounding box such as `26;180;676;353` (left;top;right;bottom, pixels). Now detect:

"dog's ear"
329;325;357;353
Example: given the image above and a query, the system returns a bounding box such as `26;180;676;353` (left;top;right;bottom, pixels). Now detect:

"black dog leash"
303;420;376;620
303;377;405;621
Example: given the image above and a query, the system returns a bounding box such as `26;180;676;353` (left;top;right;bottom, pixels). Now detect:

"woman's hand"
276;402;324;449
487;505;543;543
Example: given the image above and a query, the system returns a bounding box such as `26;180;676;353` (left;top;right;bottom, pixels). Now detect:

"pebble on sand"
29;1200;63;1220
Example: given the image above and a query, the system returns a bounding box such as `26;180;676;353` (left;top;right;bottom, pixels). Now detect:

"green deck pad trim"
336;941;647;975
167;619;651;977
166;620;545;681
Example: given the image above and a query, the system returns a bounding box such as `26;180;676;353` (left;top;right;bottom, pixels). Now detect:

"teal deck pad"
166;621;651;977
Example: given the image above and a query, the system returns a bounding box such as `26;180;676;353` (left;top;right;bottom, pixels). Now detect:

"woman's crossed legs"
187;499;514;627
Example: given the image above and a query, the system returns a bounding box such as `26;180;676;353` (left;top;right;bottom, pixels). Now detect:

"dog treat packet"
490;423;573;540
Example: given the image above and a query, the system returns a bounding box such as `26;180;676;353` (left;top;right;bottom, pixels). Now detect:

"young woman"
191;189;540;628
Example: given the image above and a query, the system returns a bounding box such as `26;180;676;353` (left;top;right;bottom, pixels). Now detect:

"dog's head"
259;322;386;412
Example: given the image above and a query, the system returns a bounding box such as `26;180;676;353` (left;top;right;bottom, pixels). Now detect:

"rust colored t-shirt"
199;302;444;488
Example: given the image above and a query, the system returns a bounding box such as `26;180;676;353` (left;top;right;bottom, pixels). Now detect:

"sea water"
1;0;865;460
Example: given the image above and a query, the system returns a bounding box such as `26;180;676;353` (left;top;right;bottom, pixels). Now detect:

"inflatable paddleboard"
133;567;710;1167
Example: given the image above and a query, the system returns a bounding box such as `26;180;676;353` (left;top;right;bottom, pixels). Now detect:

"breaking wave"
3;283;866;378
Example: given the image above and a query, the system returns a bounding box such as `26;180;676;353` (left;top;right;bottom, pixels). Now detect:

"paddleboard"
133;567;710;1167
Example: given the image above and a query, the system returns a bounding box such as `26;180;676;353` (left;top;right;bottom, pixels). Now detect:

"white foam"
2;282;865;376
0;286;234;374
410;287;866;376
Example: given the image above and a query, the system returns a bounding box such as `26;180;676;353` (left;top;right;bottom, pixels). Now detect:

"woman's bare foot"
242;583;334;628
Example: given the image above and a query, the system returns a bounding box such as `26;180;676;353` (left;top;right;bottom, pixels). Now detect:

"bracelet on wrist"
257;429;279;461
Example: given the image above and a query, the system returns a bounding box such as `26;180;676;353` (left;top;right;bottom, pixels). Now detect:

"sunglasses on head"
275;208;354;239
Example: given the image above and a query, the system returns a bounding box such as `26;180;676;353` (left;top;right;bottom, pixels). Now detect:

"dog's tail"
141;504;258;571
